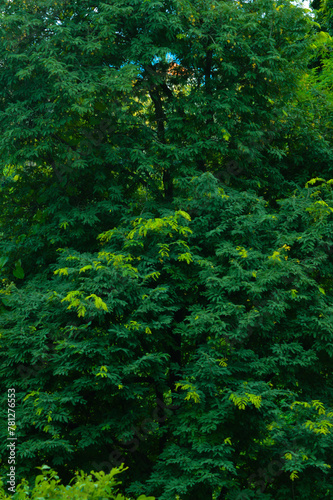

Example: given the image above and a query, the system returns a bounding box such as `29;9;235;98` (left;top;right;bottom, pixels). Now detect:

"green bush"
0;465;154;500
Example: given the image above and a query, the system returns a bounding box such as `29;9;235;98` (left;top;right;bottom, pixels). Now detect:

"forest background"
1;0;333;499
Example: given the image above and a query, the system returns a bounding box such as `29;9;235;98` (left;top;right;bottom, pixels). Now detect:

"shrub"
0;464;154;500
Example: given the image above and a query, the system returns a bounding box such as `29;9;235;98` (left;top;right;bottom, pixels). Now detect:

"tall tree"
1;1;333;499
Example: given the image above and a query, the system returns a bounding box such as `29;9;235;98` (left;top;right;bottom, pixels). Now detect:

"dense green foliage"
1;0;333;499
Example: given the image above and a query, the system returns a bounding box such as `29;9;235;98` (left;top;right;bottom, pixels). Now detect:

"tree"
1;1;333;499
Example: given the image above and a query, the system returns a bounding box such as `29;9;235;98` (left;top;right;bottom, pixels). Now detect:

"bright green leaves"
268;251;281;263
96;365;108;378
305;177;327;188
290;470;299;481
175;382;201;403
61;291;108;317
157;243;170;258
127;210;192;240
54;268;69;277
61;291;87;318
229;392;262;410
96;253;138;278
143;271;161;282
113;210;195;268
85;294;108;312
0;464;155;500
305;420;333;435
177;252;193;264
79;265;93;273
235;246;248;259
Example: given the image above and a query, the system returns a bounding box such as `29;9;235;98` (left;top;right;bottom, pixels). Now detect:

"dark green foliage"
0;1;333;499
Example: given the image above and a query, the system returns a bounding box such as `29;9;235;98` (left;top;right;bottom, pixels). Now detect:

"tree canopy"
1;1;333;499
